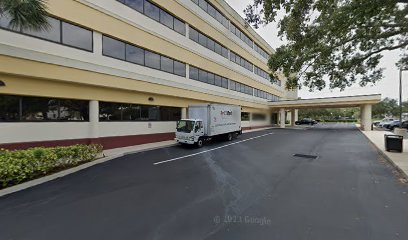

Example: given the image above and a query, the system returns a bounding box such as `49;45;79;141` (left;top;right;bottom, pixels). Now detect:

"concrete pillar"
89;100;99;140
291;110;296;126
294;109;299;122
361;104;372;131
181;107;187;119
279;108;286;128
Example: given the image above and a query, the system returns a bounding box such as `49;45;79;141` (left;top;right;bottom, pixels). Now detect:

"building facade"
0;0;297;150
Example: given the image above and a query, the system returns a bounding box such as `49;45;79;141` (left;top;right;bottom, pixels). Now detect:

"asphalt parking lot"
0;123;407;240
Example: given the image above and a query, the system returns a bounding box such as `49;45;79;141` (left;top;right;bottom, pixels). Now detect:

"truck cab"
175;119;205;146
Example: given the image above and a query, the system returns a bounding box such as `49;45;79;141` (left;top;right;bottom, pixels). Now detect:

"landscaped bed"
0;144;103;189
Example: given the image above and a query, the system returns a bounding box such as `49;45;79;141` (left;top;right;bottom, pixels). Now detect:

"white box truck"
175;104;242;147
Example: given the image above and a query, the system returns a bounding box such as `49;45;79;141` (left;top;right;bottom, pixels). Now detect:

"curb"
0;143;176;198
359;130;408;179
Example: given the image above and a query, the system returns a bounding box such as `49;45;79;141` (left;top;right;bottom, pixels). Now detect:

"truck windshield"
176;120;195;133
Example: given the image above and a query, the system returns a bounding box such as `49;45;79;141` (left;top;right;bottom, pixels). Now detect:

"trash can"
384;134;403;152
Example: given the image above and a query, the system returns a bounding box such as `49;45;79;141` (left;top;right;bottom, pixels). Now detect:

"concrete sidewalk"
361;130;408;178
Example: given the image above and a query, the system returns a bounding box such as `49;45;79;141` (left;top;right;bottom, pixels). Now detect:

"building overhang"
269;94;381;109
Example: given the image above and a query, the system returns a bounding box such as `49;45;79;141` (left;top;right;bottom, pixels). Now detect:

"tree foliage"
0;0;49;31
244;0;408;91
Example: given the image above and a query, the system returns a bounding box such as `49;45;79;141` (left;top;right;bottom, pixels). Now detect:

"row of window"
254;66;281;86
0;15;93;51
191;0;229;28
191;0;270;60
117;0;186;36
241;112;267;121
0;95;89;122
230;23;253;48
254;43;269;59
230;51;253;72
102;35;186;77
254;89;280;101
229;80;253;96
189;66;229;89
189;27;228;58
100;102;181;121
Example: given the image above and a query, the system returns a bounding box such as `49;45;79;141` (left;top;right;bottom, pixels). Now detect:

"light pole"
400;69;407;122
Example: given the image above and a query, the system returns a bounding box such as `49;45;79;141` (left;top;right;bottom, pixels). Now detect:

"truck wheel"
196;138;204;148
227;133;233;141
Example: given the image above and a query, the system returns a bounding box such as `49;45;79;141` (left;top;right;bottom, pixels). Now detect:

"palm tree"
0;0;49;31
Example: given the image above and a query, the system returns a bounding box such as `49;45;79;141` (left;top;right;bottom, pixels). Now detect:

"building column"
294;109;299;122
291;109;296;126
181;107;187;119
89;100;99;140
279;108;286;128
361;104;372;131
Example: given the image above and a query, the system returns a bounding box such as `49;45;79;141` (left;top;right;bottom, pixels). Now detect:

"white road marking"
153;132;274;166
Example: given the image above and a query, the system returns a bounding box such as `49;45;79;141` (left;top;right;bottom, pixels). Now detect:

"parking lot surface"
0;124;407;240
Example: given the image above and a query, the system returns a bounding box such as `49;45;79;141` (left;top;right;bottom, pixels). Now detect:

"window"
222;78;228;89
126;44;145;65
144;1;160;21
215;75;222;86
241;112;250;121
118;0;186;35
125;0;143;12
230;51;253;72
22;16;61;42
189;27;228;58
174;61;186;77
189;28;199;42
192;0;229;29
159;9;173;29
99;101;181;121
160;56;174;73
252;113;267;121
173;18;185;35
0;15;93;51
189;66;199;80
145;50;161;70
62;22;93;51
230;22;253;48
0;94;88;122
207;73;215;85
198;69;208;83
255;43;269;59
103;36;125;60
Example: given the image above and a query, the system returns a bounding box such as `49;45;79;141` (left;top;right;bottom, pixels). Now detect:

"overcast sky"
225;0;408;101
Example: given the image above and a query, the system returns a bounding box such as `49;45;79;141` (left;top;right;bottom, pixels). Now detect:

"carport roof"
269;94;381;109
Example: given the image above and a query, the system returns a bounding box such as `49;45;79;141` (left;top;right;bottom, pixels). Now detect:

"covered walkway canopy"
269;94;381;131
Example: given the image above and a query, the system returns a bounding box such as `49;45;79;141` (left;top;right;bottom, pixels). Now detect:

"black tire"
227;133;233;141
196;138;204;148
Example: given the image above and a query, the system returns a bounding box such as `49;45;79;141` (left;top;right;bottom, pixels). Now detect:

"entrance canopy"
269;94;381;109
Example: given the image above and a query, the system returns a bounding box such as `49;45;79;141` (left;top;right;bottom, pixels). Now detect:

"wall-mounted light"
0;80;5;87
148;97;154;102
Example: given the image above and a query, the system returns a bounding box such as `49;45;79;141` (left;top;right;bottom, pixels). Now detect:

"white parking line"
153;132;274;166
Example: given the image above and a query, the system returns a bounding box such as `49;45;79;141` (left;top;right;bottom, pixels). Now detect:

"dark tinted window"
198;33;207;46
215;75;222;86
198;69;208;83
189;28;199;42
126;44;144;65
125;0;143;12
207;73;215;85
22;16;60;42
160;9;173;29
222;78;228;88
189;66;199;80
174;18;185;35
0;94;88;122
103;36;125;60
241;112;250;121
160;56;174;73
144;1;160;21
62;22;92;51
174;61;186;77
145;50;161;69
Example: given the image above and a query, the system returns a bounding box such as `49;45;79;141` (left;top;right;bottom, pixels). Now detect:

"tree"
244;0;408;91
372;97;400;118
0;0;49;31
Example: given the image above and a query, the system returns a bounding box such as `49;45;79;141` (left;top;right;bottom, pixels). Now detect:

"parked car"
295;118;317;125
400;120;408;130
385;120;401;130
373;121;381;126
378;118;396;127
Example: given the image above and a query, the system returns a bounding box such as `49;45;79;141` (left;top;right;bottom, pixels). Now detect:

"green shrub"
0;144;103;188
